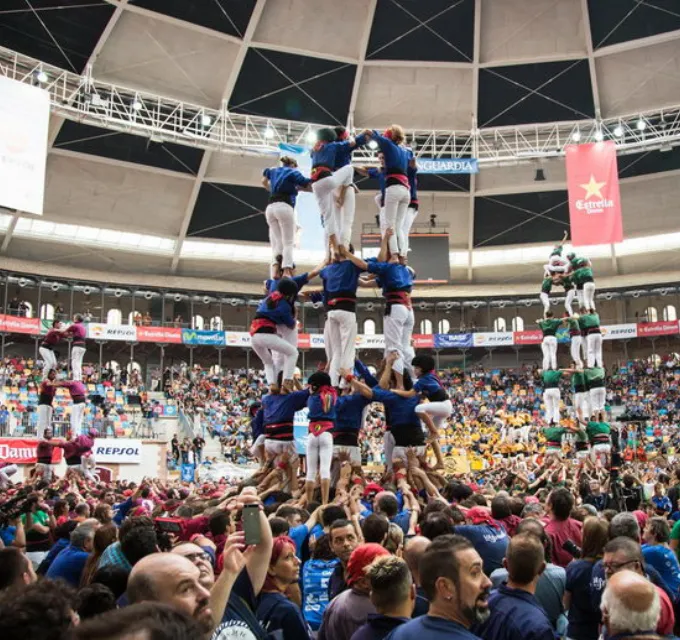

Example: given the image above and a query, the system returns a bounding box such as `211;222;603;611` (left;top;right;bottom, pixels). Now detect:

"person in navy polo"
476;533;554;640
386;535;492;640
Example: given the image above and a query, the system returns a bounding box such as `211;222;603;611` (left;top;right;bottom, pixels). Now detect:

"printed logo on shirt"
212;621;259;640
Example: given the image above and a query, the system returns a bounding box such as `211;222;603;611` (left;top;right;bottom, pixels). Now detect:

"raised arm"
340;246;368;271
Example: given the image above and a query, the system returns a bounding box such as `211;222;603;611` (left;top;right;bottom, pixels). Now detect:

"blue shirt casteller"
255;295;297;329
368;131;413;176
263;390;311;426
407;164;418;204
366;259;413;294
263;166;311;207
265;273;310;300
367;167;386;206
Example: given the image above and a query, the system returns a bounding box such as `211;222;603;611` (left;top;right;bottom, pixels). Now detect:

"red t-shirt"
657;586;675;635
544;517;583;568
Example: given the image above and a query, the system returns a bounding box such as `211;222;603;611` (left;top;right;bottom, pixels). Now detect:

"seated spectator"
46;519;100;587
318;543;390;640
477;533;554;640
0;547;37;590
641;517;680;595
544;488;583;568
350;555;414;640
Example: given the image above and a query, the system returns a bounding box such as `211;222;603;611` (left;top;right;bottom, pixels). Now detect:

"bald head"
403;536;430;584
602;570;660;635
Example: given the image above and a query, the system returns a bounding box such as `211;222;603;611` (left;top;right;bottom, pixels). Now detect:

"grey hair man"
601;570;661;639
45;518;100;587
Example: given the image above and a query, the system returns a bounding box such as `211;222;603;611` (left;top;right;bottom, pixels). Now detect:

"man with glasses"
172;543;215;591
599;537;674;636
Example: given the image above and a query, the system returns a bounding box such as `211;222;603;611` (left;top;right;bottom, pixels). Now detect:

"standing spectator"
46;519;100;587
454;506;509;577
544;488;583;568
0;547;37;591
302;535;340;633
328;518;360;600
193;434;206;464
642;517;680;595
0;405;9;436
476;534;554;640
403;536;430;617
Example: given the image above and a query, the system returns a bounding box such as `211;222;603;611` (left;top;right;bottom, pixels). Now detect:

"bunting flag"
565;141;623;246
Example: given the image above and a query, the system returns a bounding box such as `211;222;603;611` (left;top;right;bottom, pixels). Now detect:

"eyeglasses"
603;559;639;574
180;552;212;564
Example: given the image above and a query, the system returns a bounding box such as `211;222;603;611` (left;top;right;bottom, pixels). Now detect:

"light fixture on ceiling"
35;70;48;84
571;129;581;142
535;168;546;182
201;114;212;127
264;127;275;139
368;140;379;150
132;99;143;111
636;117;646;131
613;124;623;137
306;131;317;144
594;129;604;142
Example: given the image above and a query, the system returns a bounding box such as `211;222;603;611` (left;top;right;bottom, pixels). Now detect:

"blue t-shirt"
652;495;672;514
391;511;411;536
565;559;600;640
289;524;309;558
211;569;267;640
454;524;509;577
0;525;16;546
45;543;90;587
386;615;480;640
257;591;312;639
302;558;340;631
642;544;680;595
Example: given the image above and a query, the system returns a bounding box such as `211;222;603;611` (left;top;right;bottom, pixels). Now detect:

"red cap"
346;543;390;586
466;507;496;527
363;482;383;498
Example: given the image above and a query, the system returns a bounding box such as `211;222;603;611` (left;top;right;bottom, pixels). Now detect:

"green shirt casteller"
539;318;563;337
543;426;565;444
543;369;562;387
541;277;553;294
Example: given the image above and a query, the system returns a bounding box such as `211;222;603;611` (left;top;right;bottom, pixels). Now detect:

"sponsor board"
309;334;326;349
181;329;225;346
472;332;513;347
434;333;472;349
416;158;479;174
136;326;182;344
93;438;141;464
87;323;138;342
412;334;435;348
602;324;637;341
513;330;543;345
0;438;63;464
637;321;679;337
297;334;311;349
0;314;41;335
224;331;252;347
356;334;385;349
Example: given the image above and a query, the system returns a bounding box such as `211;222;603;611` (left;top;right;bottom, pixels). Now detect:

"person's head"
264;536;300;592
315;127;337;144
603;537;644;580
121;524;159;566
128;553;213;634
643;517;670;546
490;495;512;520
334;126;349;141
273;278;298;305
75;583;116;620
503;534;545;588
609;512;641;542
279;155;298;169
367;555;415;617
547;488;574;521
0;578;77;640
307;371;331;394
74;502;91;520
545;310;554;319
329;519;358;564
0;548;37;590
346;543;391;594
171;543;215;591
69;602;206;640
93;503;114;525
384;124;405;144
384;523;405;556
601;570;660;636
52;319;62;330
91;523;117;557
208;511;230;537
362;513;390;544
420;512;453;541
403;536;430;586
590;480;601;495
375;493;399;519
276;505;302;528
74;313;83;323
101;490;116;505
411;355;435;378
581;517;609;561
419;534;492;627
269;517;290;537
654;482;664;496
46;370;56;383
90;565;129;600
71;519;100;552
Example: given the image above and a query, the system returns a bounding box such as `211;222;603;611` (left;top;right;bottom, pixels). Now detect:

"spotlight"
571;130;581;142
636;118;646;131
264;127;275;139
368;140;379;150
306;131;317;144
132;99;143;111
594;130;604;142
36;70;48;84
535;168;546;181
613;125;623;137
201;114;212;127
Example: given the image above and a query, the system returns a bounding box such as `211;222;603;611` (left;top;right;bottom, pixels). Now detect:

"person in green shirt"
542;368;564;425
565;313;584;369
545;231;569;274
558;274;576;316
542;425;566;457
578;412;611;465
561;366;590;422
585;366;606;414
537;311;562;370
580;310;602;368
567;252;596;311
540;274;553;315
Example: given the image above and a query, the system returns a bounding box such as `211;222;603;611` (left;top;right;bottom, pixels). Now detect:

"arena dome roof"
1;0;680;296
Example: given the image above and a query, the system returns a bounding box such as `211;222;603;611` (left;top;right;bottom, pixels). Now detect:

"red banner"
0;438;63;464
513;330;543;345
136;326;182;344
565;141;623;246
297;334;311;349
412;334;435;348
637;321;679;337
0;314;41;335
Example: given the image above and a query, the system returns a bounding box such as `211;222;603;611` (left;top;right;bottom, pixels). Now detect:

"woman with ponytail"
256;535;312;639
305;371;337;505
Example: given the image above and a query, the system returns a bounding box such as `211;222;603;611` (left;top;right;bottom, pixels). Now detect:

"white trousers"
71;401;85;434
39;347;57;377
0;464;17;488
71;345;86;381
542;336;558;370
384;305;415;375
574;391;590;419
587;333;603;368
589;387;606;414
325;310;357;386
384;184;410;256
583;282;596;310
265;202;296;270
37;404;53;439
306;431;333;481
565;289;576;316
401;206;418;256
273;325;298;382
540;292;551;315
544;388;561;425
384;431;395;471
570;335;584;368
334;184;356;247
312;165;354;243
415;399;452;431
252;333;298;384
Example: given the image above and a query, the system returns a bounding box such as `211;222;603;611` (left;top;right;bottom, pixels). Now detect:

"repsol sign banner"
93;438;142;464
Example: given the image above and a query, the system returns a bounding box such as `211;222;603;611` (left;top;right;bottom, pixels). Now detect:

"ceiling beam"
249;41;358;65
592;28;680;58
364;59;472;69
171;0;268;273
467;0;482;282
347;0;378;128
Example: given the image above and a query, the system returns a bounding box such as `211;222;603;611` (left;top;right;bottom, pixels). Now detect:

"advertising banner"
309;334;326;349
637;321;679;337
297;334;311;349
602;323;637;341
87;323;138;342
136;326;182;344
416;158;479;174
356;334;385;349
181;329;225;346
224;331;252;347
0;314;41;335
181;463;196;482
92;438;142;464
434;333;472;349
294;408;309;455
566;141;623;246
412;334;435;348
472;332;514;347
0;438;63;464
513;330;543;345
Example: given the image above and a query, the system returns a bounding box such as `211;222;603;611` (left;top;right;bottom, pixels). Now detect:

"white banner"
225;331;252;347
0;77;50;215
601;323;637;341
87;323;138;342
355;334;385;349
93;438;142;464
472;332;514;347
